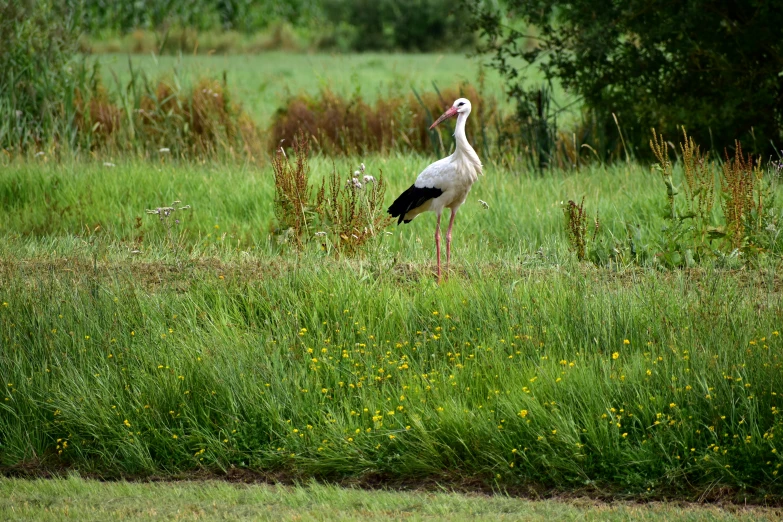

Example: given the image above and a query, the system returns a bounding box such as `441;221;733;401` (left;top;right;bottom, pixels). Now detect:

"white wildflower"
103;162;116;167
159;148;170;153
363;175;375;184
478;199;489;209
314;231;327;237
360;163;366;172
35;151;45;157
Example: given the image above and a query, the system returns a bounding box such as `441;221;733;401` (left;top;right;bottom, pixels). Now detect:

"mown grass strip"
1;477;781;521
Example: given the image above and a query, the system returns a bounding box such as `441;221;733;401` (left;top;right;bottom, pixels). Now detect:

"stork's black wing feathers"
387;185;443;224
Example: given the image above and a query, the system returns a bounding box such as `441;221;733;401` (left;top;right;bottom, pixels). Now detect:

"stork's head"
429;98;471;130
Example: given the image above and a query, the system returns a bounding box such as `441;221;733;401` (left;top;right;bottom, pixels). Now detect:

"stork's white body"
387;98;482;281
405;138;483;220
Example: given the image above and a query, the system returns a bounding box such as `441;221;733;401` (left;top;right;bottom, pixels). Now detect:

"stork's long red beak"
429;106;458;130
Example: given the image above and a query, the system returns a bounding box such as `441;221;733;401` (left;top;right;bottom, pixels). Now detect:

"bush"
470;0;783;158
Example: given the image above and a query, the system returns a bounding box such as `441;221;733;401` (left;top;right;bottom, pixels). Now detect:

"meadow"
91;52;564;127
3;149;783;500
2;50;783;511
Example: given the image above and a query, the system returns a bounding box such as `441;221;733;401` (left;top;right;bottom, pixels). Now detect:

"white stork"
387;98;482;282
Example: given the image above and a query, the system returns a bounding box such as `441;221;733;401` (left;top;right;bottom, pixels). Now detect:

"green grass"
2;156;783;501
0;154;661;256
91;52;566;127
4;477;779;521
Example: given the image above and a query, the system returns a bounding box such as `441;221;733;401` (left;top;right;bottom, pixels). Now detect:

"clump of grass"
563;198;604;263
272;132;391;254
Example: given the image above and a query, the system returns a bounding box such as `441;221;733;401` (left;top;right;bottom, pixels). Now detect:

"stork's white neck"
453;111;470;152
450;108;483;177
453;111;480;161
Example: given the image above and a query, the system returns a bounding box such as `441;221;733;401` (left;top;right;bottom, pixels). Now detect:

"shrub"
470;0;783;158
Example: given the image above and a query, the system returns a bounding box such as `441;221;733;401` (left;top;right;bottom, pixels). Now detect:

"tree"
323;0;474;52
469;0;783;158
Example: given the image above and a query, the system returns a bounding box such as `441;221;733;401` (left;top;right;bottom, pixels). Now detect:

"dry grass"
270;85;498;156
721;141;768;250
75;77;263;160
272;132;392;254
563;198;589;261
680;129;714;221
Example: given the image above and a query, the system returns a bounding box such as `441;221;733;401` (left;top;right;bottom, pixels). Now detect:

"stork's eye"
457;102;465;107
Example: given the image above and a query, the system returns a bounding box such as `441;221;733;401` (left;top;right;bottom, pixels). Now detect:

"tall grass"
2;243;783;499
2;158;783;500
0;0;81;150
271;84;499;157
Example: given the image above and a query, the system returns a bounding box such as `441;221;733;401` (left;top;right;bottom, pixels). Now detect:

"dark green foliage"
322;0;474;52
0;0;82;149
79;0;321;34
470;0;783;158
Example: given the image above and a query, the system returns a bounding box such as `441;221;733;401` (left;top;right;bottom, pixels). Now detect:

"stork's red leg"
445;208;456;279
435;213;442;283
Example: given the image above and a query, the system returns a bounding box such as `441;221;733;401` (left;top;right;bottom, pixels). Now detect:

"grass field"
2;150;783;502
3;477;781;521
91;52;566;127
